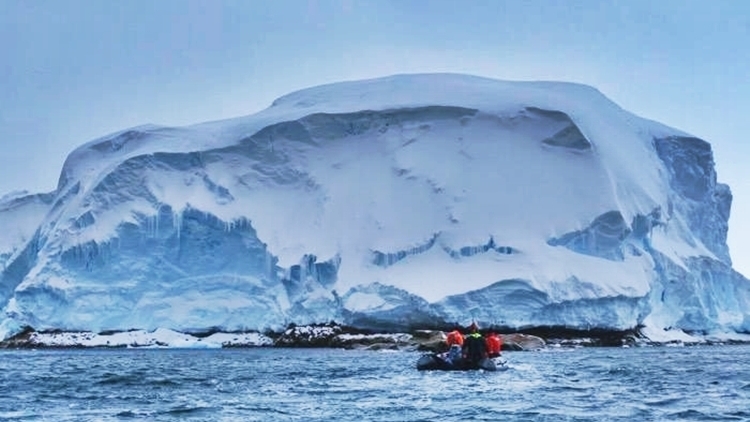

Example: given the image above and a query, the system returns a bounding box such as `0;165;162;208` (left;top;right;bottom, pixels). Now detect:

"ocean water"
1;345;749;421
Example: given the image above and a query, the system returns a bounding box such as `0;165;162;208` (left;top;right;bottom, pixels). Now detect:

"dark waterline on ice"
1;345;749;421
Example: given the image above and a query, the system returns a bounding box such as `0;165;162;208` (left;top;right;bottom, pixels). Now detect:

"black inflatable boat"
416;353;507;371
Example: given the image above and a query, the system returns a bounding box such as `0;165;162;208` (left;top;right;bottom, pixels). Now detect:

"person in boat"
462;321;486;364
485;331;503;358
445;328;464;348
444;327;464;364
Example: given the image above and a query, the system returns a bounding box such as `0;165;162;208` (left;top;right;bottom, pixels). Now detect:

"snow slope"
1;73;748;341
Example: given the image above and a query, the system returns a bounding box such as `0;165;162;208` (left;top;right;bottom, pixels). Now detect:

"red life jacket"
486;334;502;355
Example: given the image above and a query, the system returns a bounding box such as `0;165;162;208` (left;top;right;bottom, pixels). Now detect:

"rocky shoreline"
0;323;713;351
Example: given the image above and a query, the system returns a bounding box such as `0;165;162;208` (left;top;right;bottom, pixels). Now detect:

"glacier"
1;73;749;343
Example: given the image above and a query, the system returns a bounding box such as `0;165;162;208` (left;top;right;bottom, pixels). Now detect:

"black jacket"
463;332;485;363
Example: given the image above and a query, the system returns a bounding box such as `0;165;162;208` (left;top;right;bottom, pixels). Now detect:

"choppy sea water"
1;345;749;421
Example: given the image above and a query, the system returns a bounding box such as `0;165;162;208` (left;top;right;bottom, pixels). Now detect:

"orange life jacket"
446;330;464;346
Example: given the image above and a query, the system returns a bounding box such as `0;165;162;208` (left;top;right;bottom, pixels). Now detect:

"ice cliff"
1;74;749;342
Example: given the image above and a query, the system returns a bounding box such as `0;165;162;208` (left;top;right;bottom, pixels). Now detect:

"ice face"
1;74;748;341
0;192;54;270
653;136;732;264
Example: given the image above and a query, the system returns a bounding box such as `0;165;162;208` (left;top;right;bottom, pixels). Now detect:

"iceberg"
1;73;748;343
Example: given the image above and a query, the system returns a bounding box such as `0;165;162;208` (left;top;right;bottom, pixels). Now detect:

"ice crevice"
371;233;516;268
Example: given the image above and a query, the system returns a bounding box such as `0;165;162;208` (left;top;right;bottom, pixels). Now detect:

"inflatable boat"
416;353;507;371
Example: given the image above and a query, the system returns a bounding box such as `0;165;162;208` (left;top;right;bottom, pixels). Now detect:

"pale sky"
1;0;748;274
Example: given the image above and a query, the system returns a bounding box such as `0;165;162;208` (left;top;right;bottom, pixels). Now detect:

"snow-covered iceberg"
1;73;749;342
